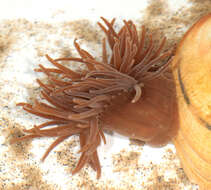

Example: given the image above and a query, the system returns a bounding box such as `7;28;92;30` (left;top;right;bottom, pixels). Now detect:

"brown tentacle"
41;135;70;161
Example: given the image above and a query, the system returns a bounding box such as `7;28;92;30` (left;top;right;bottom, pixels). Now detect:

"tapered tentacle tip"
96;171;101;179
131;83;144;103
100;16;105;21
73;38;79;47
16;102;26;107
45;54;51;60
34;68;41;72
40;156;46;163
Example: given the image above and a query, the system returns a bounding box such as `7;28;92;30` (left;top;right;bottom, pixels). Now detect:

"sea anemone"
12;17;177;178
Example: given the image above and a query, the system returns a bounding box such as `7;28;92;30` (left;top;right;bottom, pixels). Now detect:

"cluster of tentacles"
12;17;172;178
